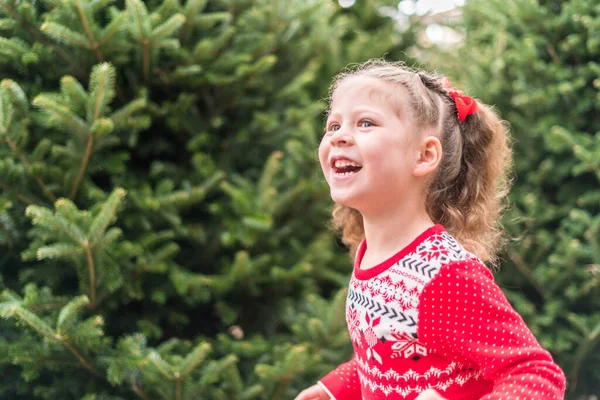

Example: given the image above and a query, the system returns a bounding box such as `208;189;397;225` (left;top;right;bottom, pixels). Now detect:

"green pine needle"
151;13;185;41
32;94;88;137
40;22;90;48
57;295;89;330
88;188;126;245
86;62;116;124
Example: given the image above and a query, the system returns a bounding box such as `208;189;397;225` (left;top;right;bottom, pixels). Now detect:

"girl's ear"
413;135;442;177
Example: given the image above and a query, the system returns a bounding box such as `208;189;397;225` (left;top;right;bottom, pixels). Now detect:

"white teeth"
333;160;362;168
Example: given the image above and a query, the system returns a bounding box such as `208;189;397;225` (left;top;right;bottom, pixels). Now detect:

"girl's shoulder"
418;228;483;265
423;228;494;283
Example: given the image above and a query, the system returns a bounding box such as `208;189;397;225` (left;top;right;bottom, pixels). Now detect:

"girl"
294;60;566;400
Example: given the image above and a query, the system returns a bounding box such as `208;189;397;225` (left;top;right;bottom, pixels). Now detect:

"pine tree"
0;0;420;398
426;0;600;397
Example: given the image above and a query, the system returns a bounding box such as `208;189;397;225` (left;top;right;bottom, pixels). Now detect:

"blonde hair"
327;60;513;265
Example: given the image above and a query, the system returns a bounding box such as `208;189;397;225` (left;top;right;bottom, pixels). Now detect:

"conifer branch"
147;351;174;380
69;132;93;200
74;0;105;61
61;339;103;378
84;240;96;308
0;182;36;205
11;306;55;338
131;380;151;400
89;188;126;244
568;323;600;393
30;302;69;311
97;11;127;47
507;248;548;300
143;41;150;82
40;22;89;48
12;356;80;368
270;346;305;400
126;0;152;81
176;376;182;400
0;2;83;77
32;94;89;137
3;136;56;202
60;76;88;111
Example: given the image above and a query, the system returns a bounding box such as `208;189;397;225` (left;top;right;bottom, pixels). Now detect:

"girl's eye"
359;120;374;128
328;123;341;132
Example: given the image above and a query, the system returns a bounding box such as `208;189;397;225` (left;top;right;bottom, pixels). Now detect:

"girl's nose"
330;127;354;147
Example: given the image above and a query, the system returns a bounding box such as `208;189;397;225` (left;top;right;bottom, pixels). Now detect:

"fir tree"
0;0;419;398
426;0;600;397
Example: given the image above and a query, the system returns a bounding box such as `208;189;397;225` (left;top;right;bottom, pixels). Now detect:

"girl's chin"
330;191;363;209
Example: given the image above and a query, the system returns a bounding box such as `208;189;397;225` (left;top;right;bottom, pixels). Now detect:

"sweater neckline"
353;224;445;281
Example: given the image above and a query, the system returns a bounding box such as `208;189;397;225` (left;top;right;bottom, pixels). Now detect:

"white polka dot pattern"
318;357;362;400
418;260;567;399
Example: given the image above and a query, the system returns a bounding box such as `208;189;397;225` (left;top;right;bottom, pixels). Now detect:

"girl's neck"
361;202;434;266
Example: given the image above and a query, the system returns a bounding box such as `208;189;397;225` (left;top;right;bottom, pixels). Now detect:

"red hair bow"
441;77;478;121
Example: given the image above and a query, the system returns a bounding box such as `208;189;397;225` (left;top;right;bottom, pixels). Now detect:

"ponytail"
427;103;512;265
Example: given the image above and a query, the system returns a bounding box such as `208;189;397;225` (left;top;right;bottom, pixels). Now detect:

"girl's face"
319;76;423;215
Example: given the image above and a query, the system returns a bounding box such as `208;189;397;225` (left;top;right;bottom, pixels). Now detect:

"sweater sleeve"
417;259;566;400
318;356;362;400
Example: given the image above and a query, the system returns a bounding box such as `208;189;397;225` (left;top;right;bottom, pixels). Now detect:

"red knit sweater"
318;225;566;400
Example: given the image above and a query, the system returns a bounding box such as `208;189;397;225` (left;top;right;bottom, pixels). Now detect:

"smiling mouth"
332;160;363;176
334;166;362;176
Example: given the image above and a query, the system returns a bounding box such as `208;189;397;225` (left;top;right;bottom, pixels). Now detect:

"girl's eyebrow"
326;108;385;121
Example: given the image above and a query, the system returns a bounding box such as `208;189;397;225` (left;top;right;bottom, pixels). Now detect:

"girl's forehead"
331;75;408;115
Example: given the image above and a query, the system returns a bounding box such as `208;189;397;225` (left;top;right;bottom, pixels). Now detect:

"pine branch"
143;41;150;82
188;355;238;399
178;342;211;378
151;14;185;41
0;2;84;77
270;346;307;400
87;63;116;124
0;36;29;58
0;182;36;205
32;94;88;137
110;98;146;129
3;136;57;202
61;339;104;378
26;204;87;244
36;242;83;259
12;356;80;368
131;380;151;400
507;247;548;300
2;294;107;381
178;0;209;40
176;377;182;400
126;0;151;39
126;0;151;81
40;21;90;48
29;302;69;311
84;241;96;308
569;322;600;393
60;76;88;114
98;10;128;46
2;79;28;115
73;0;105;61
1;303;55;338
69;132;93;200
258;151;283;209
57;295;89;330
88;188;126;244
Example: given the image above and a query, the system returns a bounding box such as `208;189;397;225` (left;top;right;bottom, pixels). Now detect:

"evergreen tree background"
0;0;598;399
0;0;421;399
425;0;600;397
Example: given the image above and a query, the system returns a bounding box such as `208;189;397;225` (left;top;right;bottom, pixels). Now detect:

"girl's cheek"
318;140;330;174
